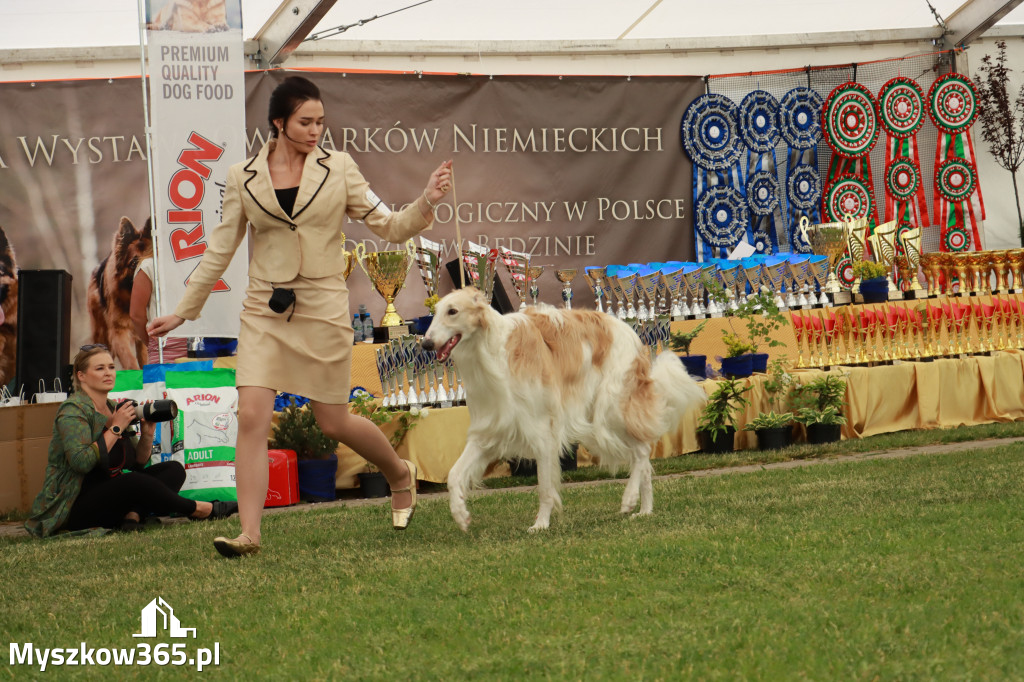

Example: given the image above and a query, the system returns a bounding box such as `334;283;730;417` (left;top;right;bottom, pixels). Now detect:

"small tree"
975;40;1024;245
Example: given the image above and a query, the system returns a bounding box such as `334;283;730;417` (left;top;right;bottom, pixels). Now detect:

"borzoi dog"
421;287;706;532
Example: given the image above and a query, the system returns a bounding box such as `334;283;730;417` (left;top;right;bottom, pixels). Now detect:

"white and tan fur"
422;287;706;532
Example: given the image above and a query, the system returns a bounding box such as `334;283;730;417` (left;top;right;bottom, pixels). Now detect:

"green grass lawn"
3;444;1024;680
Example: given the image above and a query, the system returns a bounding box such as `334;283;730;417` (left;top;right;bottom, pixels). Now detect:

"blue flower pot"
750;353;769;373
678;354;707;378
860;277;888;304
720;354;753;378
296;453;338;502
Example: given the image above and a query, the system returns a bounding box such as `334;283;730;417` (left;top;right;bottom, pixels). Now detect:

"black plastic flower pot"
756;426;791;451
356;470;390;498
806;422;842;444
699;427;735;454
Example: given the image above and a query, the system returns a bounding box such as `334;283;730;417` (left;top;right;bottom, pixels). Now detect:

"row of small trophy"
791;294;1024;368
919;249;1024;297
375;336;466;409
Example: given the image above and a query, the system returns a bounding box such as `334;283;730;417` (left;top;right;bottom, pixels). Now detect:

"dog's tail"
650;351;707;436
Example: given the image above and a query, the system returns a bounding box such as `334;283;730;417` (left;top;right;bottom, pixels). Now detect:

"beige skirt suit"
174;139;432;403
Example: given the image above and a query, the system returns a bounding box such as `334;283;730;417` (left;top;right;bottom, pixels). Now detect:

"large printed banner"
146;0;248;338
0;70;700;386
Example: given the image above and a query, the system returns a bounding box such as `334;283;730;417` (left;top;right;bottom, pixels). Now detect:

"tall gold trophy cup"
806;220;850;304
355;239;417;338
898;227;924;298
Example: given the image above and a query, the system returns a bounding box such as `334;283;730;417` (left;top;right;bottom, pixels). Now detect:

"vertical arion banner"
145;0;248;337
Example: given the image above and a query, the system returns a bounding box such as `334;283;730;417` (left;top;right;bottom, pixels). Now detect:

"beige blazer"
175;139;432;320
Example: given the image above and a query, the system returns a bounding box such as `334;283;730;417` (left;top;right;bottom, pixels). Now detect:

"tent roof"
5;0;1024;50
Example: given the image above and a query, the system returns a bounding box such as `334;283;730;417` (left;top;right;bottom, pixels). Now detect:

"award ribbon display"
739;89;783;255
780;86;823;254
681;93;749;261
878;76;930;241
928;73;986;252
822;81;881;231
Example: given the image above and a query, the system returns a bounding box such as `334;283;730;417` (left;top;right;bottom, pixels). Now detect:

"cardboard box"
0;403;60;513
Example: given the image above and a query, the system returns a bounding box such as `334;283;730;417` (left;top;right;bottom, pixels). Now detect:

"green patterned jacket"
24;390;115;538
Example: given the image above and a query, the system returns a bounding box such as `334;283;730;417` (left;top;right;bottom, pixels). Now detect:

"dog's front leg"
529;448;563;533
447;440;488;532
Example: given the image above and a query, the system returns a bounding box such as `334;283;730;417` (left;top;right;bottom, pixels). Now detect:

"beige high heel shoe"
391;459;418;530
213;534;261;558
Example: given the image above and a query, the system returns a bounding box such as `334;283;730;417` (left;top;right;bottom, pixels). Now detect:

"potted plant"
743;358;795;450
706;278;788;375
670;319;709;378
853;261;890;303
270;396;341;502
720;331;756;377
414;295;439;335
349;390;427;498
697;377;751;453
790;373;848;444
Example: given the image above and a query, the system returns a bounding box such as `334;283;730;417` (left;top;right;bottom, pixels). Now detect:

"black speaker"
15;269;72;394
445;259;515;314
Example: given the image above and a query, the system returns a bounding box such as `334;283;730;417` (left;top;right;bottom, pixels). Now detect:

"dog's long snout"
420;337;436;351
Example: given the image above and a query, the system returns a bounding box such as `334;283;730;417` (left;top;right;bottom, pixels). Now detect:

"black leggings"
64;461;198;531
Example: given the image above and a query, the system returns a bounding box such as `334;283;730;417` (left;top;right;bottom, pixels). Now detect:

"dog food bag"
141;360;214;464
165;369;238;502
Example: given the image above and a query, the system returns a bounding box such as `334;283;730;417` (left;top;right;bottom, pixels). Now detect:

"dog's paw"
451;509;471;532
619;503;638;515
527;520;549;533
629;510;653;519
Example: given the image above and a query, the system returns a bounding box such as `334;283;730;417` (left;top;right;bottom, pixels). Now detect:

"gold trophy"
846;214;869;295
354;239;416;336
1009;249;1024;293
952;253;971;296
919;252;942;297
966;252;988;295
340;232;356;281
528;265;545;306
898;227;924;297
555;268;577;309
806;220;850;304
870;220;901;300
990;251;1010;293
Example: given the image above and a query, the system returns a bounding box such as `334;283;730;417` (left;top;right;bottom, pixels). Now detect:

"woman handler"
149;76;451;557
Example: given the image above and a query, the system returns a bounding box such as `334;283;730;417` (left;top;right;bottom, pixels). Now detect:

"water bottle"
360;306;374;343
352;309;364;343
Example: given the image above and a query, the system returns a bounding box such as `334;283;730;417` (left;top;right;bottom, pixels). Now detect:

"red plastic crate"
265;449;299;507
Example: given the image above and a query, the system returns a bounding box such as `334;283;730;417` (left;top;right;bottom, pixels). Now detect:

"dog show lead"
148;76;452;557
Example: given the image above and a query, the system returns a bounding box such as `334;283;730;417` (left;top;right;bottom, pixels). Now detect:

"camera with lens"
117;399;179;424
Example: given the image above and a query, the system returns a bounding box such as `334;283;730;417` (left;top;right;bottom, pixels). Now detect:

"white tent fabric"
3;0;1024;48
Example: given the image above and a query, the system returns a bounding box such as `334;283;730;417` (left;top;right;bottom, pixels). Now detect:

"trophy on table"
416;236;443;303
638;269;661;321
701;264;723;317
787;257;810;308
355;239;417;339
898;227;925;298
919;252;942;297
804;219;850;304
989;251;1010;293
681;266;703;318
718;264;740;311
1009;249;1024;293
846;214;869;295
340;232;357;281
462;241;499;304
583;266;609;313
499;247;532;311
616;271;639;319
527;265;545;306
742;262;762;305
661;266;685;319
869;220;901;300
555;268;577;309
808;256;831;306
762;259;788;310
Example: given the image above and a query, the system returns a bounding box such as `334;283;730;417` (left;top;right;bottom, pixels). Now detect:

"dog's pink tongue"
436;335;460;362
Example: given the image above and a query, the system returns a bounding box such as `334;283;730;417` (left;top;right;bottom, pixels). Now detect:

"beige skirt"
236;274;354;404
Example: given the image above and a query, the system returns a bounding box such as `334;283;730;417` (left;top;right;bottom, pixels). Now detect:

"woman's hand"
139;420;157;438
109;400;138;432
423;160;453;206
147;314;185;338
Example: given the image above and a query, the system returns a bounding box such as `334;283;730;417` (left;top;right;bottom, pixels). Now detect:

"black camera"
117;399;179;424
269;287;296;314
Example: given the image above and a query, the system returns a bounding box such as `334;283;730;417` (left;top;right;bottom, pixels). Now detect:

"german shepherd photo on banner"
0;226;18;388
87;217;153;370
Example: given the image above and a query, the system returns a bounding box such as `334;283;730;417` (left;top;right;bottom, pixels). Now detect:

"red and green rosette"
928;73;985;252
878;77;929;230
823;82;880;228
824;174;875;224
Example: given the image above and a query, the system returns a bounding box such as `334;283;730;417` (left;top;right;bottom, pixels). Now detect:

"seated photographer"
25;345;236;537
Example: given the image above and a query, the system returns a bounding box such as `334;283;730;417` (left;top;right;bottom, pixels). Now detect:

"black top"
275;186;300;218
81;436;133;493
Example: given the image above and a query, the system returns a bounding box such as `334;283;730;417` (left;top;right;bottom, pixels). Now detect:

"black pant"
64;461;197;531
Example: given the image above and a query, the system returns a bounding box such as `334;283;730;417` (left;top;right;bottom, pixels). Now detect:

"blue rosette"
780;87;824;150
739;90;781;154
681;94;743;171
786;164;821;212
695;186;749;252
746;170;780;217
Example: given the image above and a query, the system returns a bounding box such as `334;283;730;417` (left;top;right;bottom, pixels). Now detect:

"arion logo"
133;598;196;639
